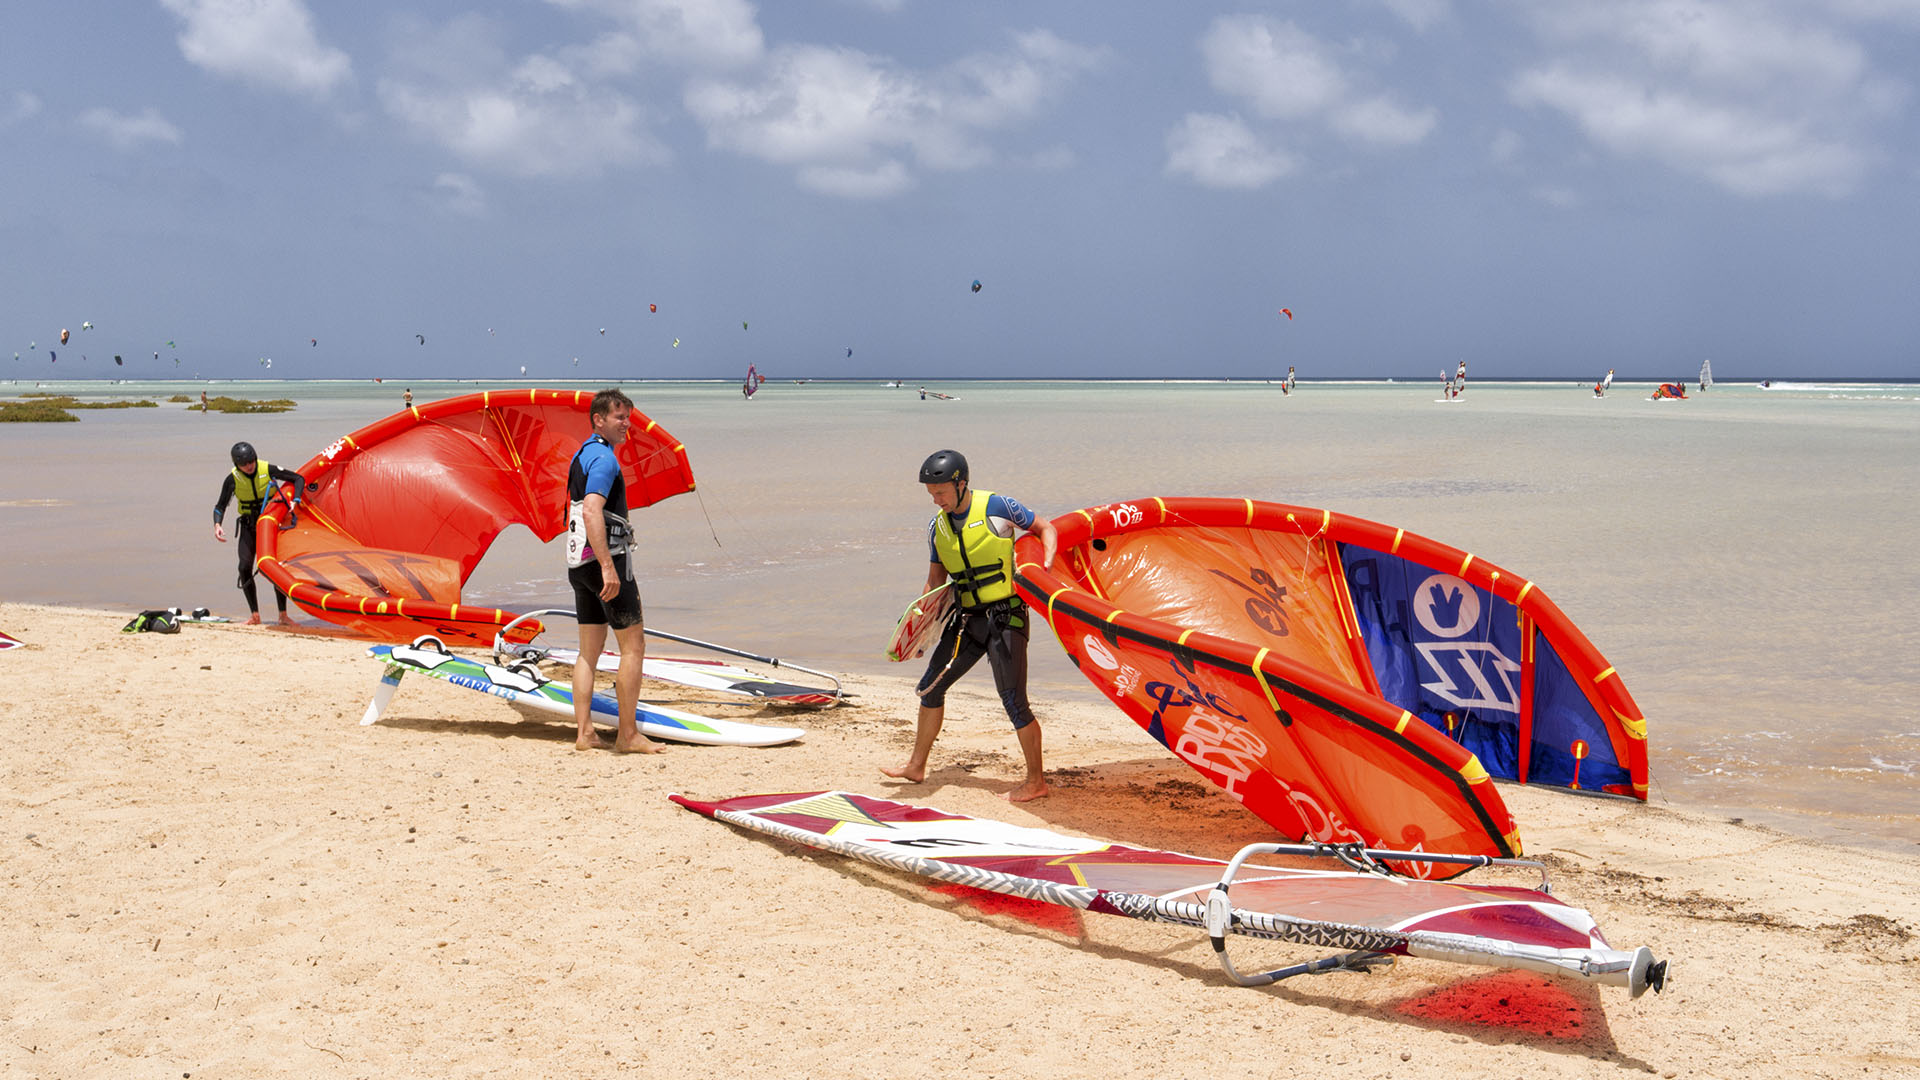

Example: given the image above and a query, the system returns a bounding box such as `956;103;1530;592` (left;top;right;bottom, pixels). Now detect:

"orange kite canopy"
1013;498;1651;875
254;388;695;645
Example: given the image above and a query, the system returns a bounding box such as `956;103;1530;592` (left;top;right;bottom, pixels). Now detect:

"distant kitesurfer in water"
1454;360;1468;398
563;388;661;754
212;441;306;626
885;450;1058;802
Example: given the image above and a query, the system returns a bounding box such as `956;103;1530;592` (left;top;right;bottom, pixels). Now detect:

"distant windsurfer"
563;388;662;754
1454;360;1467;398
885;450;1057;802
212;441;306;626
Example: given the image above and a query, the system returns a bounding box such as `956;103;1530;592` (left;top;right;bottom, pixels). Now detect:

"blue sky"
4;0;1918;381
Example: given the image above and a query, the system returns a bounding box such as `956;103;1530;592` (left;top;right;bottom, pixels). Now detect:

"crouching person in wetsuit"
884;450;1057;802
564;388;662;755
212;441;306;626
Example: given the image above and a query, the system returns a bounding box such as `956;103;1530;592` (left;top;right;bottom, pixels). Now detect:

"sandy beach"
3;600;1916;1078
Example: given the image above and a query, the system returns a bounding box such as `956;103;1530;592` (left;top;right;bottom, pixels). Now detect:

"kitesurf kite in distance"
60;329;70;344
416;334;426;345
599;328;605;335
1280;308;1292;320
81;321;93;331
971;279;982;293
649;304;657;313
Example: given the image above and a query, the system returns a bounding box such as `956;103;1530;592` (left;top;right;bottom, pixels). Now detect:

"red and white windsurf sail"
673;790;1665;997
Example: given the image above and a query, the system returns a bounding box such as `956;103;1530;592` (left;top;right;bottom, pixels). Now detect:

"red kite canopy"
256;388;695;644
1014;498;1649;874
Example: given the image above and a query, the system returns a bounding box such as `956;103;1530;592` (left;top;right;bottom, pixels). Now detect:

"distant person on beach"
919;386;927;400
884;450;1058;802
404;388;412;408
563;388;661;754
212;441;306;626
200;390;208;412
1454;360;1467;397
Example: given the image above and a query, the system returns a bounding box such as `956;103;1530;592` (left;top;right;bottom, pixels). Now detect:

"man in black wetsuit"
212;441;307;625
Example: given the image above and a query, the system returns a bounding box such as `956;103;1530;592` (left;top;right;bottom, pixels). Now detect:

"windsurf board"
363;644;804;746
0;629;24;651
886;582;953;662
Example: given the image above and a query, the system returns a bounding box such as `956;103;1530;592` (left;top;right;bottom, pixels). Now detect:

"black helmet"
230;441;257;467
918;449;968;485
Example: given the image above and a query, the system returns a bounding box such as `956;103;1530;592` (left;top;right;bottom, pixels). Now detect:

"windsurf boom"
1011;498;1650;873
673;791;1666;998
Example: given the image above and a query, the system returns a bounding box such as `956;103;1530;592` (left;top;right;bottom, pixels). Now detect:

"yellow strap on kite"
1250;647;1280;713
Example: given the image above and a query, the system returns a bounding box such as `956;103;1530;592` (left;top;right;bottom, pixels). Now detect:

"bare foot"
575;734;608;751
613;735;665;754
880;762;927;783
1007;778;1049;803
243;613;262;626
276;614;298;627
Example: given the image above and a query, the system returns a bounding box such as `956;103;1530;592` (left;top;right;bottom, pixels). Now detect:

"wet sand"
3;601;1917;1078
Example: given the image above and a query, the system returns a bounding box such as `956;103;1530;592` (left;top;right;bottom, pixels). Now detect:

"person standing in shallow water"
884;450;1057;802
404;388;412;408
212;441;306;626
562;388;662;754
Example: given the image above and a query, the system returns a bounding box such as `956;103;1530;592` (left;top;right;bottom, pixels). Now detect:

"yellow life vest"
231;460;274;516
931;488;1017;609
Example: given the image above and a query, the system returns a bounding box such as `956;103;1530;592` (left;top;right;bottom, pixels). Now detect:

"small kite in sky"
742;321;749;330
648;304;657;313
81;321;93;331
311;338;318;346
416;334;426;345
847;347;853;357
60;329;70;344
114;355;123;366
971;279;982;293
672;338;680;348
599;328;606;335
1279;308;1292;320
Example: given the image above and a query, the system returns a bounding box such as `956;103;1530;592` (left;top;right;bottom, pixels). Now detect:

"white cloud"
798;159;911;198
4;91;42;125
433;172;487;216
1510;0;1904;197
1176;12;1437;186
684;30;1101;196
544;0;765;69
1512;65;1868;197
1374;0;1452;31
1331;95;1437;145
379;16;668;178
78;106;184;150
1164;112;1296;189
1201;16;1348;119
159;0;351;98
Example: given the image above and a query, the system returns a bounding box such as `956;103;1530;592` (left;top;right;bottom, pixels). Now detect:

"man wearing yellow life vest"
212;441;307;625
884;450;1058;802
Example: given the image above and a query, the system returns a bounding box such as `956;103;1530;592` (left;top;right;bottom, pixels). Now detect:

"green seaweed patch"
0;400;80;422
168;394;193;403
192;395;297;414
10;394;157;410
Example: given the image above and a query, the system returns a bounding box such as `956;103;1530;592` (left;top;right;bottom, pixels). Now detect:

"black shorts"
917;602;1034;729
569;555;642;630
